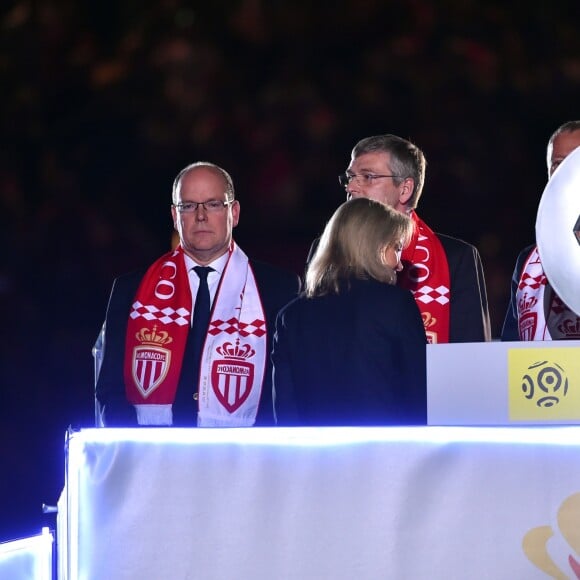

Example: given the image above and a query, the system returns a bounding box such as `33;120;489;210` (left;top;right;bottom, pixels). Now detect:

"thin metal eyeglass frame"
173;200;234;213
338;173;400;188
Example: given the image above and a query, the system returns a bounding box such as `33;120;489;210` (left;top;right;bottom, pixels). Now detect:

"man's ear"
231;200;240;228
171;205;178;229
399;177;415;206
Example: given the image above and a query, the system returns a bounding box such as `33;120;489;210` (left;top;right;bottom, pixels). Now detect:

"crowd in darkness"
0;0;578;541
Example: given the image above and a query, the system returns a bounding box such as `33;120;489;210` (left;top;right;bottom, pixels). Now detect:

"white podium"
428;340;580;425
58;427;580;579
0;528;53;580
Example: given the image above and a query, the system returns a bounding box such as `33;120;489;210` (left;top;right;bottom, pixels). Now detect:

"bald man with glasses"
501;120;580;341
95;161;300;427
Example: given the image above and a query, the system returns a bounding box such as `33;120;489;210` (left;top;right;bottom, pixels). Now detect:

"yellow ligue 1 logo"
521;361;568;407
508;348;580;421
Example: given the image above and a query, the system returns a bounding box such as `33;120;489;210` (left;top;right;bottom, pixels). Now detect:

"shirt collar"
184;251;229;277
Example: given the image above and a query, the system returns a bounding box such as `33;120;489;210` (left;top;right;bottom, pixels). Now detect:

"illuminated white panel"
60;427;580;579
72;425;580;447
0;527;53;580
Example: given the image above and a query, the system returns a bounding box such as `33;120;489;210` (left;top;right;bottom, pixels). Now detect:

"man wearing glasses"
337;134;491;343
95;161;299;427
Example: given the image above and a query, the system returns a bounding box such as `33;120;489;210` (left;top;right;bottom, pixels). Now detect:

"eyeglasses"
338;172;400;188
173;200;233;213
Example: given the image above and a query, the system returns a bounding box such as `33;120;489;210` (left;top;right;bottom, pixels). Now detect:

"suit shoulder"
436;232;477;252
341;278;417;310
516;244;535;261
513;243;536;274
111;267;147;291
367;279;417;307
435;233;485;268
250;259;300;285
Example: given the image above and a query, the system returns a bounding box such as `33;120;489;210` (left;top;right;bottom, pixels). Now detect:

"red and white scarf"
124;242;267;426
399;211;450;343
516;246;580;340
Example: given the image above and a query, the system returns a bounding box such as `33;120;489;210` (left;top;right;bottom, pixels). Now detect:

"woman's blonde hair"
305;198;413;297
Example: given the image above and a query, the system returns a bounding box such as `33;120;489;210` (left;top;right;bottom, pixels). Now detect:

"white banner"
59;427;580;579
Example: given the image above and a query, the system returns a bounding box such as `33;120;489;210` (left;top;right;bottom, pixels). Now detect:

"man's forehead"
351;151;391;164
552;131;580;157
349;151;391;169
179;167;226;190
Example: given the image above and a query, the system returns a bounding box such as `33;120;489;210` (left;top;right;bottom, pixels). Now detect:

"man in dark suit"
336;134;491;343
501;120;580;341
95;161;299;427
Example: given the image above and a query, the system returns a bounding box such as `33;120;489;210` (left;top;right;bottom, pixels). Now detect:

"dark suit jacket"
501;244;533;341
96;257;300;427
437;233;491;342
307;232;491;342
272;278;427;426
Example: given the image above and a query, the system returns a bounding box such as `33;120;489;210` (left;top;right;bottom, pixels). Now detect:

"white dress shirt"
184;252;229;324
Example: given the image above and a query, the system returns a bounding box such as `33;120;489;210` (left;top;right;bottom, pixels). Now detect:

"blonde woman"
272;198;427;426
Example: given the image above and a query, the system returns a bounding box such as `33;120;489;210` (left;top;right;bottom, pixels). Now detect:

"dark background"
0;0;578;542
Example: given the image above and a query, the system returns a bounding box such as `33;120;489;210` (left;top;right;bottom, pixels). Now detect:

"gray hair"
352;134;427;210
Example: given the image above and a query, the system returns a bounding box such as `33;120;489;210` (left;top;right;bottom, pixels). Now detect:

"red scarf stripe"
399;211;451;344
124;247;191;404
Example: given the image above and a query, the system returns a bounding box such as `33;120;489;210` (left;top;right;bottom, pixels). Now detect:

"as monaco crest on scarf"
211;339;255;412
517;294;540;342
132;326;173;398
